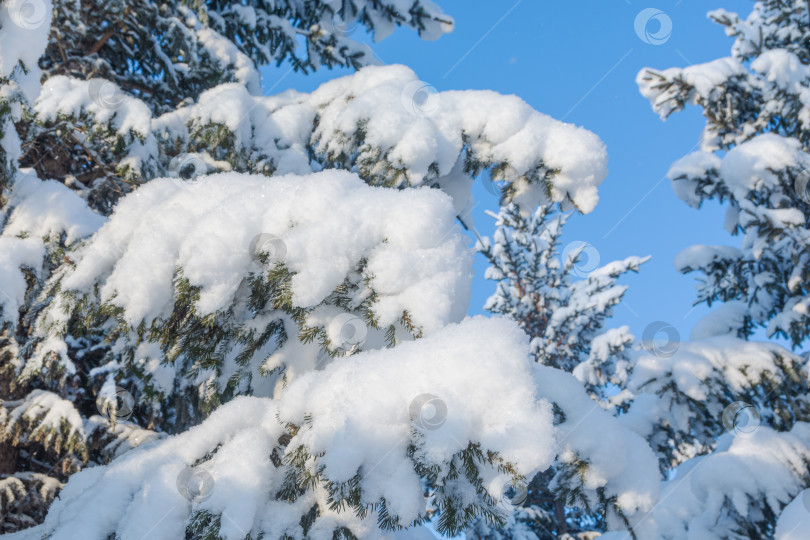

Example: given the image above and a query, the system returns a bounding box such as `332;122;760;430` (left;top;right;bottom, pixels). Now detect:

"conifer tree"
629;1;810;537
471;204;647;538
0;0;453;533
637;0;810;347
0;0;665;538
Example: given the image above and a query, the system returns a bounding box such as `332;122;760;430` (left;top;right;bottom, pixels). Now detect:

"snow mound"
57;170;472;333
31;317;557;540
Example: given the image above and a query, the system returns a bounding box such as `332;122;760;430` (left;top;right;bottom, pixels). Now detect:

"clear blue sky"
261;0;758;346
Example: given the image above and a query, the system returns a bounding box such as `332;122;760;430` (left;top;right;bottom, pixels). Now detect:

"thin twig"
86;28;115;56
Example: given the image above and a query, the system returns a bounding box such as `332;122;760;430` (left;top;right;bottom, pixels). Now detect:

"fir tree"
0;0;663;538
630;1;810;537
637;0;810;347
471;203;647;538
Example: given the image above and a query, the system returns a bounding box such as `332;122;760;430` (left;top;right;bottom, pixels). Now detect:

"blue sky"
261;0;758;346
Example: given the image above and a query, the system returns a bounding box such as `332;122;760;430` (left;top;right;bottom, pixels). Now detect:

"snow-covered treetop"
0;171;103;327
21;170;470;428
50;170;469;329
477;203;647;393
637;0;810;346
618;424;810;540
30;64;608;214
637;0;810;151
622;334;810;471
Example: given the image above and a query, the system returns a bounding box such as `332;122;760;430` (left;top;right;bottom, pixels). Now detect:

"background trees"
631;0;810;537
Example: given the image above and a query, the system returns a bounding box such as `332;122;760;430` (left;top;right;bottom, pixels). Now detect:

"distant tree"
471;203;646;538
631;1;810;537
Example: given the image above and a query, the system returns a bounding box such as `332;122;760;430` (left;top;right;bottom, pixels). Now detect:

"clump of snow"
309;64;608;212
3;171;105;243
36;77;153;138
637;58;745;119
628;335;798;405
690;301;749;341
666;151;721;207
56;170;471;334
0;0;53;100
49;64;608;216
751;49;810;95
35;77;160;177
674;245;743;273
719;134;804;196
0;236;42;325
196;28;261;94
3;390;85;447
534;364;660;535
775;489;810;540
667;134;810;208
84;416;164;460
30;317;561;540
653;426;810;540
0;171;103;326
